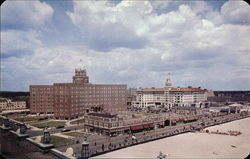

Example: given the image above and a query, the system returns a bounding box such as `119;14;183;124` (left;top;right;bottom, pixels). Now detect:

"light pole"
43;127;50;144
81;136;90;159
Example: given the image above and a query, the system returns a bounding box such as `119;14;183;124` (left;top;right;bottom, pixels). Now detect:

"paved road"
27;125;85;137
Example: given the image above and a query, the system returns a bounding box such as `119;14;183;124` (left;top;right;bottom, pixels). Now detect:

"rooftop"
87;113;117;118
137;87;206;92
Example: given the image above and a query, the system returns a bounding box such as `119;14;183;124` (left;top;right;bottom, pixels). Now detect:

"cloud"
1;30;42;54
67;1;155;51
150;0;170;13
1;0;250;91
1;0;54;30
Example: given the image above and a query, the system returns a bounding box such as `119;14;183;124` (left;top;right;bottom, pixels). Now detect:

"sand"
93;117;250;158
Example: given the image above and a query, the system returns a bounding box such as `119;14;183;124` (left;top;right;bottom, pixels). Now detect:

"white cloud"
1;0;250;91
1;0;54;28
1;30;42;53
66;1;154;51
150;1;170;12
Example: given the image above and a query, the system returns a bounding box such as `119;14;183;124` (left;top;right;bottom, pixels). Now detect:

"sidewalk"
65;117;85;127
53;133;75;139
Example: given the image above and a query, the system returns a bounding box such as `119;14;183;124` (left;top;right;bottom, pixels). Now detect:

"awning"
130;125;144;130
143;124;149;128
141;123;154;129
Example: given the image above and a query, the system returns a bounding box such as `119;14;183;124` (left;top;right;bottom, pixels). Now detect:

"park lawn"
64;132;85;137
13;116;42;123
4;113;27;118
30;121;66;129
50;135;73;146
70;119;85;125
4;113;48;123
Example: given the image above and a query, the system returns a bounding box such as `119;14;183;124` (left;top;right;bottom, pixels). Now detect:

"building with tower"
132;75;208;109
73;68;89;84
30;68;127;119
164;73;172;108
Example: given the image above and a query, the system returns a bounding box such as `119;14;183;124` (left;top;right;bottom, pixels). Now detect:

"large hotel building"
30;68;127;119
132;77;208;108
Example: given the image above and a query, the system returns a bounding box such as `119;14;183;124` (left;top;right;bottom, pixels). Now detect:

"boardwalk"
93;117;250;158
56;112;250;157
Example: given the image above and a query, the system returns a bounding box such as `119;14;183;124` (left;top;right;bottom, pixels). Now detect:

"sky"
1;0;250;91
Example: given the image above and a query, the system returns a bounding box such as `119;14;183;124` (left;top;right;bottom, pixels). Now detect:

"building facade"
0;98;27;111
30;68;127;119
30;85;54;114
132;77;208;109
84;113;128;136
84;111;200;136
126;88;137;106
53;83;126;119
0;99;8;110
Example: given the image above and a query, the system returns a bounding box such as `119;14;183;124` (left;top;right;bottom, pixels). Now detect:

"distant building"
0;98;26;111
208;91;250;103
0;99;8;110
11;100;26;110
126;88;137;106
132;76;208;109
206;90;215;97
30;68;127;119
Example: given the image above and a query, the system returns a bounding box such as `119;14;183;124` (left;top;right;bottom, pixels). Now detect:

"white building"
11;101;26;110
132;77;208;109
0;98;26;111
0;99;8;110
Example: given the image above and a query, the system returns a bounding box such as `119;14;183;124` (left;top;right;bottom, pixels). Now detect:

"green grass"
30;121;66;129
70;119;85;125
50;135;72;146
13;116;42;122
64;132;85;137
4;113;49;123
4;113;27;118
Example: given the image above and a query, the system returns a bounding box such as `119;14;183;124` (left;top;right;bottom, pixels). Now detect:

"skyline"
1;0;250;91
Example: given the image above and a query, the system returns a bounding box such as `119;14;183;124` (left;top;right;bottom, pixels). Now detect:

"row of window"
86;120;122;128
70;91;126;94
70;86;125;90
31;87;53;91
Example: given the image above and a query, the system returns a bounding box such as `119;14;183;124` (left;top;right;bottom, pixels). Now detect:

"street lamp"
43;127;50;144
81;136;90;159
19;123;26;134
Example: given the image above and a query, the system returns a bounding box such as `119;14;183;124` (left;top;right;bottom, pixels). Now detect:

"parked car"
61;128;70;132
56;125;64;129
38;117;48;121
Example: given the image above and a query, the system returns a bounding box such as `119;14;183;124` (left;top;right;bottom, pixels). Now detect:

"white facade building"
0;99;8;110
132;77;208;109
11;101;26;110
0;98;27;111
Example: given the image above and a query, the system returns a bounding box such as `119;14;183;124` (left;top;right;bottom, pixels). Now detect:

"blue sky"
1;0;250;91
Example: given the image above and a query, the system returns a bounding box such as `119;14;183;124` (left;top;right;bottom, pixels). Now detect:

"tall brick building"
30;85;54;114
30;68;127;119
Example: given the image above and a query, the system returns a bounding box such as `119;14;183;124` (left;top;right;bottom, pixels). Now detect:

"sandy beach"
93;117;250;158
